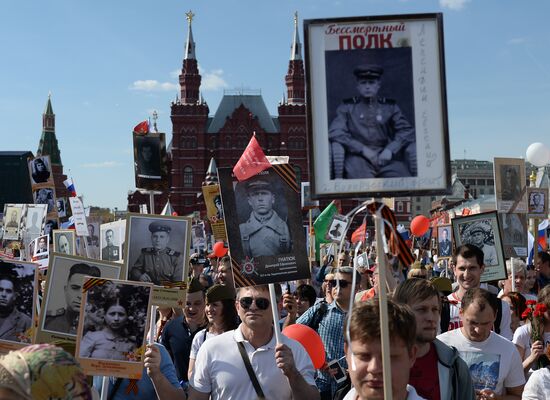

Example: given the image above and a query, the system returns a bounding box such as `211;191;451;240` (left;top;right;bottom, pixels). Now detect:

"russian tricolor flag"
63;178;77;197
527;219;548;264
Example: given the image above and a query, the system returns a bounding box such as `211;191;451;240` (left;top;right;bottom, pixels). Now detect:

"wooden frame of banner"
304;13;451;200
123;213;191;307
35;253;122;345
0;260;39;354
494;157;528;214
75;277;154;379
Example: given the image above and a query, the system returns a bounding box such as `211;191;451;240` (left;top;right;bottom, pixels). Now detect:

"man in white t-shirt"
446;244;513;340
342;299;425;400
438;288;525;399
188;284;319;400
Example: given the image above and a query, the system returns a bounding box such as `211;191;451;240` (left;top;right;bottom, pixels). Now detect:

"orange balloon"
282;324;325;369
410;215;430;237
212;241;227;258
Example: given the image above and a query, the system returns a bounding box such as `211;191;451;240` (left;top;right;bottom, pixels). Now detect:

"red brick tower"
37;94;69;198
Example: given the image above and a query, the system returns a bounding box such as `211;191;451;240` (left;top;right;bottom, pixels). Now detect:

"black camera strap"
236;341;266;399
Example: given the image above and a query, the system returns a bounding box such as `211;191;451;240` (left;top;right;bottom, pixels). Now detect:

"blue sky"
3;0;550;210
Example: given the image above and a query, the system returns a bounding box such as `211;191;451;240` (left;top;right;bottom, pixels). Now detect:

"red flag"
133;120;149;135
351;221;366;244
232;135;271;181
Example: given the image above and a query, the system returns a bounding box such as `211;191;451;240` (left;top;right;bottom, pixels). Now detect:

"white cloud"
129;80;178;92
507;37;526;45
170;69;180;78
439;0;470;10
81;161;124;168
201;68;229;91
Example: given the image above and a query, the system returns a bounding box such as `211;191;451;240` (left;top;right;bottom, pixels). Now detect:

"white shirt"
512;324;550;363
437;329;525;395
447;292;513;340
190;324;316;400
189;328;218;359
343;384;426;400
522;367;550;400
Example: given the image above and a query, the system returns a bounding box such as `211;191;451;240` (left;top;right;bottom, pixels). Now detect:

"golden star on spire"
186;10;195;24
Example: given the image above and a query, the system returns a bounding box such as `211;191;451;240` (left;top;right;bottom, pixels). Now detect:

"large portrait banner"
305;13;450;199
218;166;309;287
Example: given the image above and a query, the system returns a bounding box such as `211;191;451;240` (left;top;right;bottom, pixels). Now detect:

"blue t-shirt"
93;344;180;399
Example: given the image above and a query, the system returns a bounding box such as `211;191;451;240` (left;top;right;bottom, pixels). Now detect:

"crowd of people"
0;243;549;399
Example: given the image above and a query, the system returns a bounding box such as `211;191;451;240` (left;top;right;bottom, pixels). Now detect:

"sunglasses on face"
329;279;351;288
239;297;270;310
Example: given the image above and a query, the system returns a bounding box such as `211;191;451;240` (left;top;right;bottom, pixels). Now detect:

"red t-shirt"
409;342;440;400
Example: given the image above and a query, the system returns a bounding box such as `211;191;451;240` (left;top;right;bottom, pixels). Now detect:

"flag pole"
373;204;392;400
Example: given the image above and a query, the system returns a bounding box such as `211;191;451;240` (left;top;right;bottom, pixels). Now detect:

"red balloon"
410;215;430;237
212;241;227;258
282;324;325;369
172;211;178;216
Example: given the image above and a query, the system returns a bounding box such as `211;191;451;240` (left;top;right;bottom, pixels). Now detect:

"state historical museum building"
128;13;309;216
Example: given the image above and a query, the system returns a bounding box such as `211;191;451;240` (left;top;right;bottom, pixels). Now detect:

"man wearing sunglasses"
296;266;359;399
189;285;319;400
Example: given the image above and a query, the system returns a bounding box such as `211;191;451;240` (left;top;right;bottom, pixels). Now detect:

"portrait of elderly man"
0;270;32;341
129;221;184;285
328;64;416;179
56;233;72;255
461;221;498;267
239;177;292;258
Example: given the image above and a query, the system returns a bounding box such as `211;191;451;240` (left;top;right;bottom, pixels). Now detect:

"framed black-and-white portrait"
28;155;54;186
494;157;527;213
56;197;67;218
2;204;25;241
527;187;548;218
100;220;126;263
0;260;38;353
437;225;452;258
32;234;49;257
452;211;506;282
202;184;227;241
124;213;190;286
33;187;56;214
76;278;153;378
53;229;76;255
36;254;121;344
218;166;309;287
325;214;350;243
23;204;47;238
305;13;450;199
498;213;528;258
133;132;168;191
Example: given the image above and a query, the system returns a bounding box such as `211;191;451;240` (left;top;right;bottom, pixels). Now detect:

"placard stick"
150;305;157;343
268;283;282;344
510;257;516;292
149;192;155;215
100;376;109;400
374;207;392;399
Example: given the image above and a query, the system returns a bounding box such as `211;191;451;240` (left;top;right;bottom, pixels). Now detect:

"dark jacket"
433;338;476;400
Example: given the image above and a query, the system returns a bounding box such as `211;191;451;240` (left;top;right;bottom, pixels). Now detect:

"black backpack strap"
237;341;265;399
440;300;450;333
308;301;328;332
